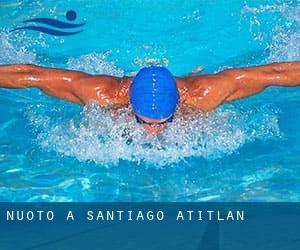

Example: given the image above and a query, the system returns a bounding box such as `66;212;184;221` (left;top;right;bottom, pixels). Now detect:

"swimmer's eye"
134;115;174;125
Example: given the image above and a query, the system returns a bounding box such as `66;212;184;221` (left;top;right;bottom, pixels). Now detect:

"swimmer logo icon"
10;10;85;36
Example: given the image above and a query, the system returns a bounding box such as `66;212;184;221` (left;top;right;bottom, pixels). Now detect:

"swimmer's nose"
143;124;163;135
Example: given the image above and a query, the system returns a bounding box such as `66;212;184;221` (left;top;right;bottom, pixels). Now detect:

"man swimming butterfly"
0;62;300;134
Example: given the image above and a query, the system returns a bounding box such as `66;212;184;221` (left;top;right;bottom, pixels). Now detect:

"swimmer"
0;62;300;134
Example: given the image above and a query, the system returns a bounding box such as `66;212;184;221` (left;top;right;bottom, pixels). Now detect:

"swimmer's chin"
142;124;164;135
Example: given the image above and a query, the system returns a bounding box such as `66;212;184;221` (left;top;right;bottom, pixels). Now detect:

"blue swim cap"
130;66;179;120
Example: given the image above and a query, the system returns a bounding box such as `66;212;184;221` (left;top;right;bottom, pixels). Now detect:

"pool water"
0;0;299;201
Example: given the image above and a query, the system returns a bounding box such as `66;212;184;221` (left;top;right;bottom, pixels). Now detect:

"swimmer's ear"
190;65;204;76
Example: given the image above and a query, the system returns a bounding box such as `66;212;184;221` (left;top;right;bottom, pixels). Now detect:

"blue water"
0;0;299;201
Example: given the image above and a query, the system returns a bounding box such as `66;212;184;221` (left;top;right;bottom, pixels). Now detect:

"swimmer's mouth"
134;115;174;125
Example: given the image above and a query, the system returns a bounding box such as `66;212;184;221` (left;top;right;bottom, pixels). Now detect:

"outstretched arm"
183;62;300;111
0;64;128;106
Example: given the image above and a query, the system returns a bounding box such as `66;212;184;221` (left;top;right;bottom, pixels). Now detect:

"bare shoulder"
178;71;239;112
72;75;131;106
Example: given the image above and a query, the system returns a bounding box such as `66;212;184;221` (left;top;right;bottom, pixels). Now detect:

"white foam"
0;31;36;64
26;101;281;167
268;5;300;62
67;51;124;76
242;2;300;62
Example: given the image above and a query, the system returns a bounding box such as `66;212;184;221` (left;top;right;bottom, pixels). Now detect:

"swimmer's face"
135;114;171;135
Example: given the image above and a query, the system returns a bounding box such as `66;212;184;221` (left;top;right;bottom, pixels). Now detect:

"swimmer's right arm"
0;64;88;104
0;64;129;106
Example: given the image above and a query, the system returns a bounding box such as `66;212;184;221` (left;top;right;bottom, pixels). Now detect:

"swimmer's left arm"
182;62;300;111
224;62;300;102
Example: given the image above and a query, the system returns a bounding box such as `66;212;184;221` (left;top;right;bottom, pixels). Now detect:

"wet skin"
0;62;300;133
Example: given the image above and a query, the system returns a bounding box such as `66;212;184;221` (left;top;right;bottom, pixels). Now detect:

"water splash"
242;3;288;15
268;4;300;62
0;31;36;64
26;101;281;167
242;2;300;62
67;51;124;76
133;57;169;67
